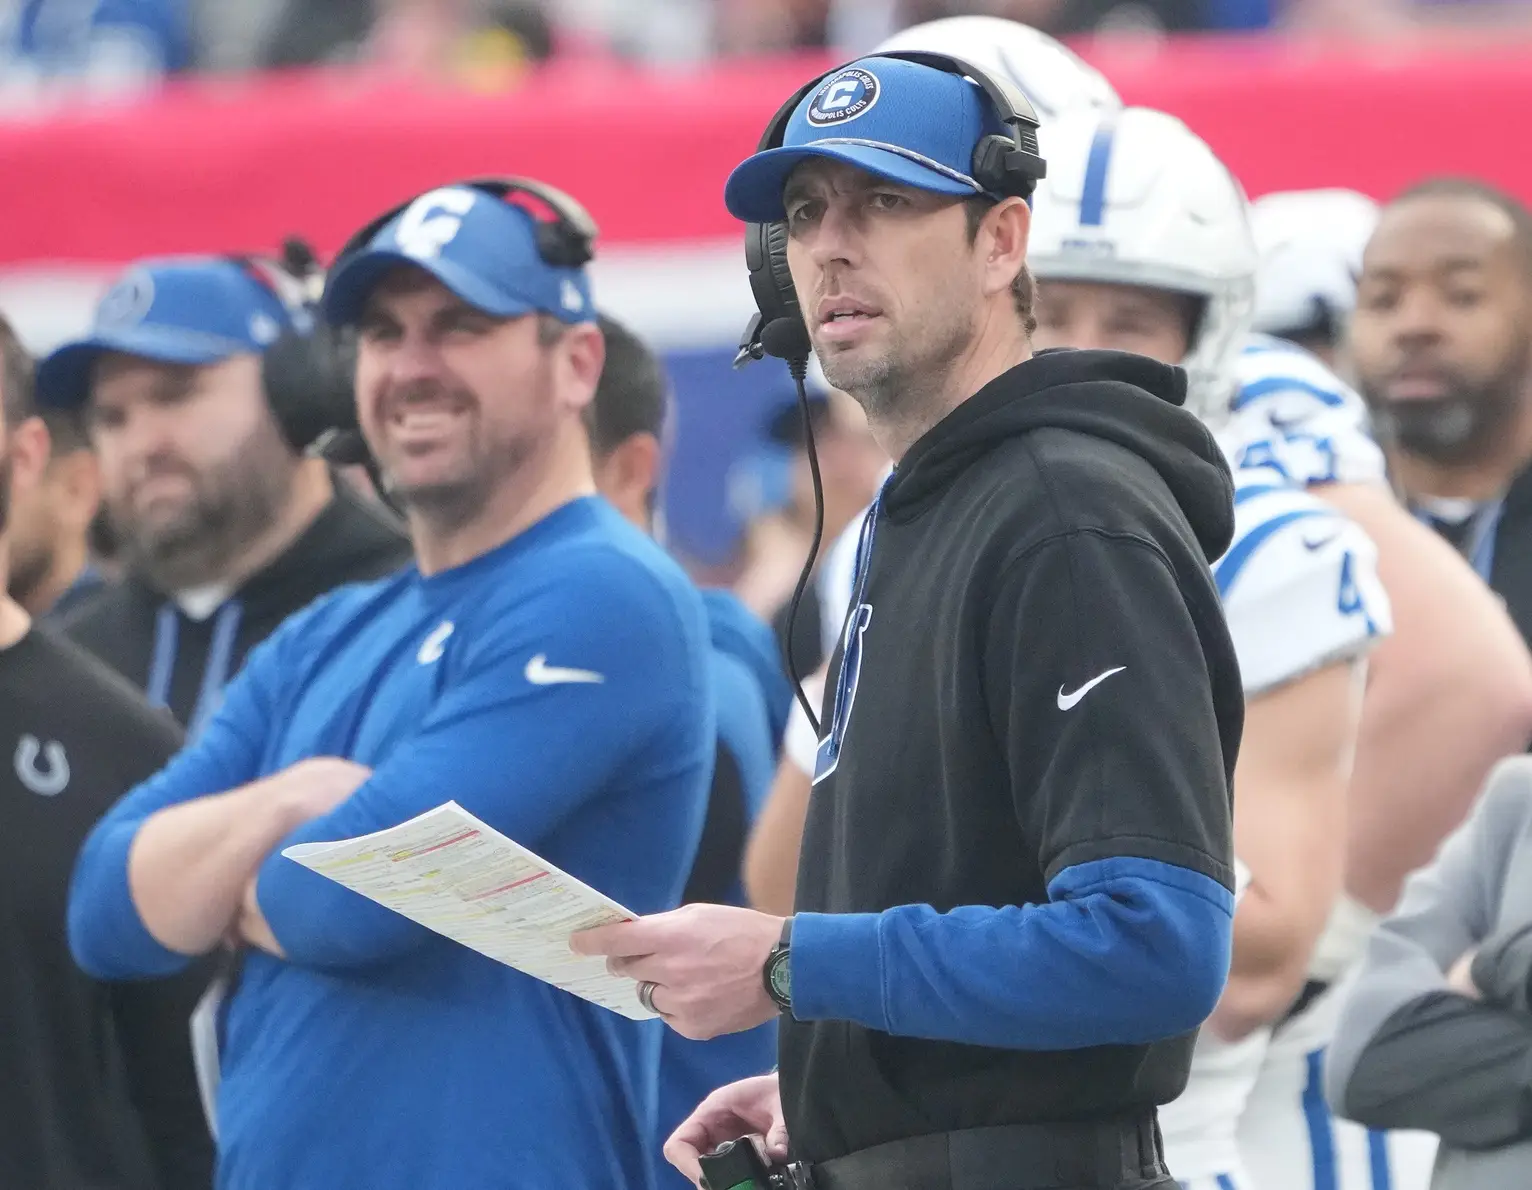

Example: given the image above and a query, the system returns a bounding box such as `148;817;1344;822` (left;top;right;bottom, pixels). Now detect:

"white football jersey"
1211;456;1392;697
785;447;1391;779
1224;335;1387;490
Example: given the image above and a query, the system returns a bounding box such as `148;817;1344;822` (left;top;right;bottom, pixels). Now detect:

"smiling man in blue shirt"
66;180;715;1190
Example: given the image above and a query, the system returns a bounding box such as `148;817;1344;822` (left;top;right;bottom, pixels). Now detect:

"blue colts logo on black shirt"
814;603;872;785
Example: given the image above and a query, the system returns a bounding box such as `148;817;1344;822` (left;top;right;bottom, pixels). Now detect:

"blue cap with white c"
36;258;297;410
724;56;1009;224
322;185;595;328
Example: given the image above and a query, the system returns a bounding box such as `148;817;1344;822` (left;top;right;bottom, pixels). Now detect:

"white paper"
281;802;656;1020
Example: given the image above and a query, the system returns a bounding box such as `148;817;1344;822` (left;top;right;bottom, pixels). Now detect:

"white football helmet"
1249;188;1380;346
873;15;1121;120
1027;106;1257;424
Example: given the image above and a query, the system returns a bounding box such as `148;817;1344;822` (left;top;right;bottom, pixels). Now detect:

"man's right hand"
664;1073;787;1188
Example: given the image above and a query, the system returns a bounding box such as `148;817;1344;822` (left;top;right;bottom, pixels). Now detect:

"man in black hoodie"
572;55;1242;1190
35;256;409;735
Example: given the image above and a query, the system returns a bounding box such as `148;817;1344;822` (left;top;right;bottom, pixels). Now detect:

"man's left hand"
570;904;783;1040
234;878;287;959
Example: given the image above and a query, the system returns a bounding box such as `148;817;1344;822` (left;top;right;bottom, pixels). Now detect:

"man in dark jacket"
35;256;409;733
573;55;1242;1190
0;313;212;1190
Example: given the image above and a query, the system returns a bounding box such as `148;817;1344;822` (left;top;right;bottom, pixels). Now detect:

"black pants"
805;1116;1172;1190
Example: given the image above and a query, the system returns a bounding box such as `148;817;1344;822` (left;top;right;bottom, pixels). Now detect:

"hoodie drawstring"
146;600;245;741
146;604;179;711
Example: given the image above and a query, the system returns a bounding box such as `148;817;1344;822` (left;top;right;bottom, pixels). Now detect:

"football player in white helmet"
1249;189;1380;368
1027;103;1532;1190
871;14;1121;118
742;14;1126;917
1028;103;1386;1190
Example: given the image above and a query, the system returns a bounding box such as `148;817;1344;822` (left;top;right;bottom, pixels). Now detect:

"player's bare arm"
1210;660;1361;1040
1323;480;1532;911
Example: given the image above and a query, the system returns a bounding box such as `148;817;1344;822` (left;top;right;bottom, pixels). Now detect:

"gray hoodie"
1325;756;1532;1189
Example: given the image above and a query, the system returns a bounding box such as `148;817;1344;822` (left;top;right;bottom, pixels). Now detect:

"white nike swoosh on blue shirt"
524;654;605;685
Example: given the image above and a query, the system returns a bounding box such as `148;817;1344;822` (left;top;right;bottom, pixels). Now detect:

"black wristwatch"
763;917;793;1013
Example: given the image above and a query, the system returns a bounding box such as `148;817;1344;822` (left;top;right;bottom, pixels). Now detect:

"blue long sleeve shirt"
68;498;715;1190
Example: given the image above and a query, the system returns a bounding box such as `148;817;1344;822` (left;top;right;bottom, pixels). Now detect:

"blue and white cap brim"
36;327;253;411
323;250;547;326
724;141;982;223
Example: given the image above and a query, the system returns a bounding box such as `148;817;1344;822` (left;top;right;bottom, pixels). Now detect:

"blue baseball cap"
322;185;595;327
36;258;297;410
725;56;1006;224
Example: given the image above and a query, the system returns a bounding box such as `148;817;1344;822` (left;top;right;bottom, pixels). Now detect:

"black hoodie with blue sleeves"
780;347;1244;1165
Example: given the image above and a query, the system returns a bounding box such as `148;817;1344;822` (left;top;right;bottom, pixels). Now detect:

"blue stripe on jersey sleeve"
1234;375;1349;410
1233;483;1289;506
1213;507;1336;597
789;856;1232;1050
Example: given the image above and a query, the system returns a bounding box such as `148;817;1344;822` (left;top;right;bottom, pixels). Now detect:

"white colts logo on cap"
96;269;155;329
807;68;880;127
394;188;477;260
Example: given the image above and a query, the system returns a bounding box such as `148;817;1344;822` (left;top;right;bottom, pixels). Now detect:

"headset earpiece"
733;50;1046;370
873;50;1046;197
227;245;359;456
735;220;809;367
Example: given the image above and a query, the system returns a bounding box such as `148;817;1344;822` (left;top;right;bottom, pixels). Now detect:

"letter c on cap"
393;188;477;261
822;80;860;111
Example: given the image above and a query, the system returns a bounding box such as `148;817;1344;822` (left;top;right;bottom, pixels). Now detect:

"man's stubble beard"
383;363;559;536
388;432;541;535
7;531;53;610
1362;335;1532;470
816;295;977;432
113;421;298;593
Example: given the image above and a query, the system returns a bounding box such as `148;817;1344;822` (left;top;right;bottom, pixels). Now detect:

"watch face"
770;953;791;1002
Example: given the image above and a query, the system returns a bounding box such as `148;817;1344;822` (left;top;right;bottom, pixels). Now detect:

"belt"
807;1115;1169;1190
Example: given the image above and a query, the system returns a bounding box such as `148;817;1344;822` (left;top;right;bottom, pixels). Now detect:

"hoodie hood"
882;348;1235;562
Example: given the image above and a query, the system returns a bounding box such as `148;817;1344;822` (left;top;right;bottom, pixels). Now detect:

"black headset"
734;50;1048;369
331;175;599;276
238;177;598;499
237;178;597;459
227;241;359;458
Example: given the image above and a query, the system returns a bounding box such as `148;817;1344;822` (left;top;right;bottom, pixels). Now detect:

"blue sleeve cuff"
782;858;1233;1049
788;910;888;1028
68;821;193;981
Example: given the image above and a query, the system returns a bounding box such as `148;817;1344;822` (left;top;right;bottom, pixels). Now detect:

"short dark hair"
0;315;89;452
1391;177;1532;273
586;313;671;458
0;313;34;432
964;196;1037;338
